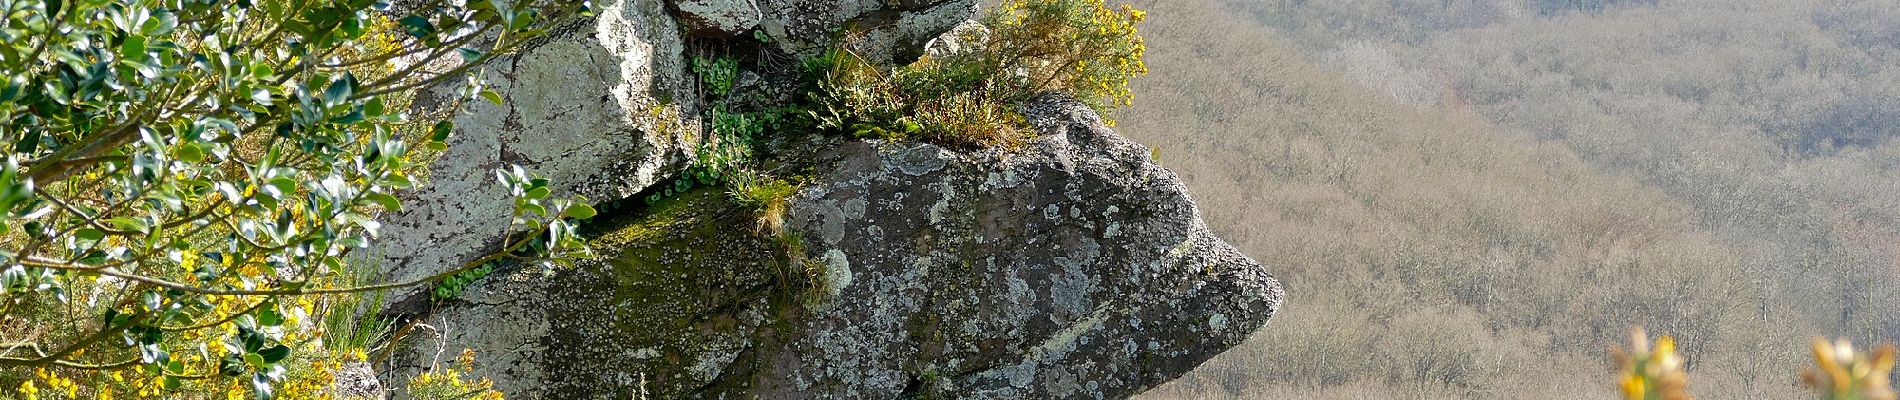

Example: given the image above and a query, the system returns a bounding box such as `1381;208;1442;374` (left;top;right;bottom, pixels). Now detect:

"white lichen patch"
926;180;957;225
843;197;867;219
688;346;742;382
630;347;661;360
824;250;855;297
1208;313;1229;331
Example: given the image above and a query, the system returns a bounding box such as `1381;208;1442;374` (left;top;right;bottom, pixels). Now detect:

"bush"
0;0;592;398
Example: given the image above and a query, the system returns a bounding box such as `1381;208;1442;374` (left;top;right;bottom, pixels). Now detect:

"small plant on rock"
802;0;1147;147
695;55;740;97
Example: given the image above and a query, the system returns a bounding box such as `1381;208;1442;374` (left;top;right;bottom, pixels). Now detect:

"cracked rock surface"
363;0;700;304
382;95;1283;399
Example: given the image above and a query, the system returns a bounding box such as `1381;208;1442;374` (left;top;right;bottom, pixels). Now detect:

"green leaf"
430;120;454;143
176;143;205;163
457;47;484;63
525;186;550;200
324;73;357;105
107;217;149;234
268;177;297;194
145;10;178;35
252;372;275;400
244;352;265;368
251;61;275;80
397;15;436;39
0;75;23;102
13;132;39;154
508;9;539;31
340;14;365;38
364;97;385;117
142;291;162;312
162;375;181;390
564;203;598;219
76;228;104;241
480;89;504;105
258;345;290;363
120;35;147;62
257;305;282;327
363;192;401;211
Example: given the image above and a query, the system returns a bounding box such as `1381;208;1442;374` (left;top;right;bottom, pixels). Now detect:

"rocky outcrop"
759;94;1283;398
365;0;987;298
332;361;384;400
382;95;1283;398
365;0;701;302
368;1;1283;398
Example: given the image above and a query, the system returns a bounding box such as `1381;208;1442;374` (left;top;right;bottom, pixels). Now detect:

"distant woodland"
1119;1;1900;398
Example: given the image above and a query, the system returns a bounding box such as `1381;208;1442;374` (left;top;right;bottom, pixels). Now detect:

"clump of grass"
801;0;1147;148
730;175;799;235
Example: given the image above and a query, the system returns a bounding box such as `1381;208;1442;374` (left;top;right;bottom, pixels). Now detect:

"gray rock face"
366;0;701;301
757;0;979;63
332;361;385;400
771;94;1283;398
924;19;989;60
674;0;763;36
382;95;1283;398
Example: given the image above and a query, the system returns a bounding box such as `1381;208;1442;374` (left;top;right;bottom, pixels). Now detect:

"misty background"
1111;1;1900;398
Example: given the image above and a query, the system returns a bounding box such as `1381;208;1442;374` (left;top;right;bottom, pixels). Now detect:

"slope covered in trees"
1120;0;1900;398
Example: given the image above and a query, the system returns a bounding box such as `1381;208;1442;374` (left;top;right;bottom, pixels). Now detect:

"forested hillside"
1120;1;1900;398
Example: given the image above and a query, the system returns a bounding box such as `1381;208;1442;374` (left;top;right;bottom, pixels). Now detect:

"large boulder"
365;0;701;302
381;95;1283;398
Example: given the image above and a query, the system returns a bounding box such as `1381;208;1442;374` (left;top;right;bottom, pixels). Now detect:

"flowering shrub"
982;0;1148;110
1613;328;1900;400
404;349;504;400
1803;338;1897;400
1610;327;1693;400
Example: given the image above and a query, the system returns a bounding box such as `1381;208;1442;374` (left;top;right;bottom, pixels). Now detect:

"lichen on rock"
371;1;1281;398
675;0;763;36
383;94;1283;399
749;94;1283;398
364;0;701;304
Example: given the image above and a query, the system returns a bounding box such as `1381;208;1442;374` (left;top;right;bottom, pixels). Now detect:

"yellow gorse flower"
1610;327;1693;400
1803;337;1897;400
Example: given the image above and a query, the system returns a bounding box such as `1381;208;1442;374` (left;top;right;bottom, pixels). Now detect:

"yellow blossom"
1609;327;1693;400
